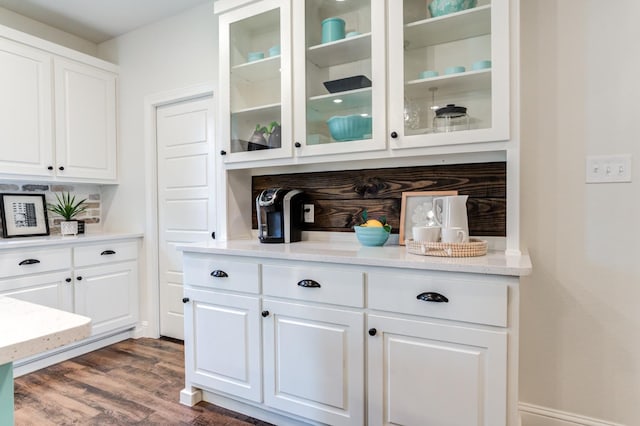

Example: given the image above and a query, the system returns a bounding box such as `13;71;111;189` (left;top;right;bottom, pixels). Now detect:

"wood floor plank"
14;338;274;426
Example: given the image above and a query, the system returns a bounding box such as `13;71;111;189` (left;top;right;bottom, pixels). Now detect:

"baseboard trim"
519;402;627;426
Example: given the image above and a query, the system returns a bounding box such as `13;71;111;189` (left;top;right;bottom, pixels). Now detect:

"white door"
157;96;215;339
54;57;117;180
0;38;53;177
367;314;507;426
262;299;365;426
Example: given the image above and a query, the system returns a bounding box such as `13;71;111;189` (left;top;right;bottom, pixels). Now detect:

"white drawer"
74;240;138;267
262;264;364;308
183;254;260;294
368;271;508;327
0;247;71;278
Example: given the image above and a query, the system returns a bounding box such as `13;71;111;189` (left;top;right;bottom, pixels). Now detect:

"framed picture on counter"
0;193;50;238
399;190;458;245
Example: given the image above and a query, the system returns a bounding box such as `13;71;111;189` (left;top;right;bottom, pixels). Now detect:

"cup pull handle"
19;259;40;266
211;270;228;278
416;292;449;303
297;279;321;288
101;250;116;256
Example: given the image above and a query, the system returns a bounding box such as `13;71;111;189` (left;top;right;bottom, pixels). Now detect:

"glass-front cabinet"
388;0;509;149
218;0;292;162
216;0;510;164
291;0;386;157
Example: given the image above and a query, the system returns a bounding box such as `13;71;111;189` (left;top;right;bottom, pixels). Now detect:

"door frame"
143;82;215;338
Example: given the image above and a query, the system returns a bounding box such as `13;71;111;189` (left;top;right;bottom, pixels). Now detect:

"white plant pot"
60;220;78;236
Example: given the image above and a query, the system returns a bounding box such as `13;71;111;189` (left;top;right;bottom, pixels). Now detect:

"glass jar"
433;104;470;132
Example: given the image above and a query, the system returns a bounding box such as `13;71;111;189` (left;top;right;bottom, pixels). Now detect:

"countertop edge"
0;233;143;250
177;240;532;277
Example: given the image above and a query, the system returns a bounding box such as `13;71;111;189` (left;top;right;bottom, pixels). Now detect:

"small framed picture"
399;191;458;245
0;193;50;238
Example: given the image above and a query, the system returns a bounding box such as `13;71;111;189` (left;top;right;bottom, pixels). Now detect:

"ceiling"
0;0;212;44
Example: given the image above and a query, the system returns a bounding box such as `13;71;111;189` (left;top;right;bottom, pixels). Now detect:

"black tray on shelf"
323;75;372;93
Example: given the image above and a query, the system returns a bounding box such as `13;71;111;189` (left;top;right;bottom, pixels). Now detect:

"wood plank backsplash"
252;162;506;236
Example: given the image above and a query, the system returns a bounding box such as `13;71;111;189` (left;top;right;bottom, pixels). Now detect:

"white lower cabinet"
0;237;140;369
262;299;364;426
367;314;507;426
183;287;262;402
181;252;517;426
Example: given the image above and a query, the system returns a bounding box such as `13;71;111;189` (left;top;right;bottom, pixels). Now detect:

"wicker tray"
406;238;488;257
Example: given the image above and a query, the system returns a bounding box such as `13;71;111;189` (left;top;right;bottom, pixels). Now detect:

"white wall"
0;6;97;55
96;1;218;332
520;1;640;425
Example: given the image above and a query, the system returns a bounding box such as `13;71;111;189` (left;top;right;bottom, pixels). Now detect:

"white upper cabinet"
292;0;387;157
54;58;117;181
388;0;510;149
0;26;118;183
218;0;293;163
0;38;54;177
216;0;512;167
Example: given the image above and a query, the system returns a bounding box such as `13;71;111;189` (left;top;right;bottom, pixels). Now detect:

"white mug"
441;227;467;243
412;226;441;242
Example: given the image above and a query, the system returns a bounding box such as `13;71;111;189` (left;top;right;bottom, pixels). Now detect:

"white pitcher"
432;195;469;242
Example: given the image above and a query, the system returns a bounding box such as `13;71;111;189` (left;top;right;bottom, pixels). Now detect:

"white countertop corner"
0;297;91;365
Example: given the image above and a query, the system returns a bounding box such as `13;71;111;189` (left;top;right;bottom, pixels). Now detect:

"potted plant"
48;192;87;236
251;121;281;149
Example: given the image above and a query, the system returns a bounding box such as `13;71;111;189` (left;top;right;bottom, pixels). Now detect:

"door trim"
143;82;215;338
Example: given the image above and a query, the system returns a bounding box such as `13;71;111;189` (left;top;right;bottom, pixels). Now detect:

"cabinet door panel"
368;314;507;426
0;271;72;312
0;38;53;177
74;261;138;336
263;299;364;426
183;288;262;402
54;57;117;180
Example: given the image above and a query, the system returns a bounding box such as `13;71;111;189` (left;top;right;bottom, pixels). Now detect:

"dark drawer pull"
417;292;449;303
19;259;40;266
261;310;270;317
182;297;190;303
101;250;116;256
210;270;228;278
297;279;321;288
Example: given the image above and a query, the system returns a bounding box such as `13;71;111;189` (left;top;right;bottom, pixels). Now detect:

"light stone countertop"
177;239;532;277
0;297;91;365
0;232;143;251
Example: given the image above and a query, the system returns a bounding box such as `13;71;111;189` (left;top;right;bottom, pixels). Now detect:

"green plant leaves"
48;192;87;221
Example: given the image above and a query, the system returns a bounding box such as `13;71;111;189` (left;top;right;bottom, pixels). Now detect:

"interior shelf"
231;55;281;83
404;5;491;50
231;102;281;116
307;88;372;113
405;68;491;99
306;33;372;68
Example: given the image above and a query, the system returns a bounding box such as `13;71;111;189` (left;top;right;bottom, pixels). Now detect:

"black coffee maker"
256;188;304;243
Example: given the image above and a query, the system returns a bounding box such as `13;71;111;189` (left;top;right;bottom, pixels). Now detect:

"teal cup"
419;70;439;79
247;51;264;62
268;45;280;57
472;59;492;70
321;17;346;43
444;65;466;75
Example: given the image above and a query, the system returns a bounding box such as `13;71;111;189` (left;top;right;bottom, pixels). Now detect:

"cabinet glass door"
219;0;292;162
293;0;386;157
388;0;509;149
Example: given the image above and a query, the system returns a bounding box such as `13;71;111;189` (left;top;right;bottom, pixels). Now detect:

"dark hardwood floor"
14;338;274;426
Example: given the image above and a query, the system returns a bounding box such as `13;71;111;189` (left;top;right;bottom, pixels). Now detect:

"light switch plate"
586;154;632;183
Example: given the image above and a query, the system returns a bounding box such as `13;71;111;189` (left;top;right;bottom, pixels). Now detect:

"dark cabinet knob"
297;279;321;288
58;166;65;171
210;270;228;278
18;259;40;266
390;131;398;139
65;278;72;283
416;292;449;303
182;297;190;303
76;276;83;281
294;142;301;148
47;166;54;170
220;150;227;156
368;328;377;336
211;232;216;240
261;310;270;318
